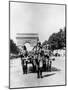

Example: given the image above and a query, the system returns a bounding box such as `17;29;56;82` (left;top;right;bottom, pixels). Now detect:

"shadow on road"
27;65;61;74
42;73;56;78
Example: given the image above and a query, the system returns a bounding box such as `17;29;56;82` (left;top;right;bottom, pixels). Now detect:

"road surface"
10;56;65;88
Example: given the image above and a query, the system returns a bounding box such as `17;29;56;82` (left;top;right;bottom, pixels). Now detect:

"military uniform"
21;46;28;74
34;42;44;78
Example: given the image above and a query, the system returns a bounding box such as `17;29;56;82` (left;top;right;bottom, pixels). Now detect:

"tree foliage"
42;27;66;50
42;40;48;46
10;39;19;54
48;27;66;50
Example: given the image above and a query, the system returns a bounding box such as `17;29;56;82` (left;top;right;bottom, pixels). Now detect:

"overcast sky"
10;2;65;43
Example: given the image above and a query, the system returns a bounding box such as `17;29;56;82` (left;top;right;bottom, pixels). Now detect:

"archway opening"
24;43;33;51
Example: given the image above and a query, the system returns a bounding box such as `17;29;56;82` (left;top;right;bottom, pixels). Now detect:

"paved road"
10;56;65;88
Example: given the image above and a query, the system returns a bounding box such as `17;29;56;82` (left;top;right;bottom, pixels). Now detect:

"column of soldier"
20;41;51;79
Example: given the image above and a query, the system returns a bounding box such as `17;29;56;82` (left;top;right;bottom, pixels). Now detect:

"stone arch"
16;33;39;48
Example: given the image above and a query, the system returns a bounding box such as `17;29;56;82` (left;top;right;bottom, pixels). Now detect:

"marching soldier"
38;52;43;78
21;45;28;74
33;41;43;78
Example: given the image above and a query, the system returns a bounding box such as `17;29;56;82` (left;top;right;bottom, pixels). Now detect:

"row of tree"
42;27;66;50
10;27;66;54
10;39;19;54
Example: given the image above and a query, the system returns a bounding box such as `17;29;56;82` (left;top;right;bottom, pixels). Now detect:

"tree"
42;40;48;46
10;39;19;54
48;27;66;50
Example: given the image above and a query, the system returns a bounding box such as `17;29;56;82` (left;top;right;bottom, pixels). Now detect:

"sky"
10;2;65;43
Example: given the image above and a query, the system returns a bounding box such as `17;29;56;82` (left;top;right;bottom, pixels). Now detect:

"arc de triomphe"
16;33;39;48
